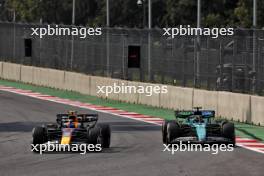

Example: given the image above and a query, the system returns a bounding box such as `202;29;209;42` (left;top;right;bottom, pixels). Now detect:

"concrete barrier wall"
33;67;50;87
32;67;65;88
1;62;264;125
90;76;119;101
250;96;264;125
160;86;193;110
32;67;43;86
217;92;251;122
193;89;218;115
46;69;65;89
137;82;161;107
2;62;21;81
64;72;90;95
0;62;3;78
118;80;139;104
21;65;34;84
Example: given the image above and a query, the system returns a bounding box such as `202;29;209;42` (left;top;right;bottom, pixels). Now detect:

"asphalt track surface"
0;91;263;176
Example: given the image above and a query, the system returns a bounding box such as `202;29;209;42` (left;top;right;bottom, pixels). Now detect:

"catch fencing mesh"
0;22;264;95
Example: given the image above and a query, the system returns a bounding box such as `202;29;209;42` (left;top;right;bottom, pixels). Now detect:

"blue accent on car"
201;110;215;117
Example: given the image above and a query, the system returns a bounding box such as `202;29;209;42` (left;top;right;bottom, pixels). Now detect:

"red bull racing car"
31;111;111;152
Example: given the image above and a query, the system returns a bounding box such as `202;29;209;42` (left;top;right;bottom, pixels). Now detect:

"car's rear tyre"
222;122;235;146
162;120;173;144
97;124;111;148
220;120;228;127
87;124;111;148
167;121;180;144
87;126;100;145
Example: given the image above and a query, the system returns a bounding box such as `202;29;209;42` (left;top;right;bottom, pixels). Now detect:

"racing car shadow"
0;121;50;132
0;120;161;133
37;147;127;154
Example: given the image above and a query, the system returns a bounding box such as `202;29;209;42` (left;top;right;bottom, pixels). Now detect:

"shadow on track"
0;122;49;132
31;147;126;155
0;121;161;133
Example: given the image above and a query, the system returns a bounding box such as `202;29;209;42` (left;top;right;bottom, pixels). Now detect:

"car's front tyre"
222;122;235;146
32;126;47;144
162;120;173;144
166;121;180;144
31;126;48;153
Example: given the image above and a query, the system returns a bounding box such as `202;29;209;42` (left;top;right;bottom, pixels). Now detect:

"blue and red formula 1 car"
32;111;111;151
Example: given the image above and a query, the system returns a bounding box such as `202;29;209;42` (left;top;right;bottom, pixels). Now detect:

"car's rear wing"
56;113;98;123
175;111;194;118
77;114;98;122
175;110;215;119
201;111;215;118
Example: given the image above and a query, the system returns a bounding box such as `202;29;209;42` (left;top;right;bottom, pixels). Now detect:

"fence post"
219;40;223;90
148;29;152;81
70;31;74;70
232;37;237;92
252;29;257;93
122;34;128;79
193;37;197;87
13;21;16;62
206;37;209;89
195;36;201;88
106;27;110;77
194;36;200;88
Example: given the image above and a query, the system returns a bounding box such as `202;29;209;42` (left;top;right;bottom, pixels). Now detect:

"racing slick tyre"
32;127;48;153
162;120;173;144
32;126;47;144
97;124;111;148
166;121;180;144
87;124;111;148
222;122;235;146
87;126;100;145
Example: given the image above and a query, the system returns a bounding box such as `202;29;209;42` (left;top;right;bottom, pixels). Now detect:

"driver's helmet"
64;111;80;128
68;111;77;117
193;115;204;123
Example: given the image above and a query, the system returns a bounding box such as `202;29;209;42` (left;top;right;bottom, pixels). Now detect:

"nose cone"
195;124;206;141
